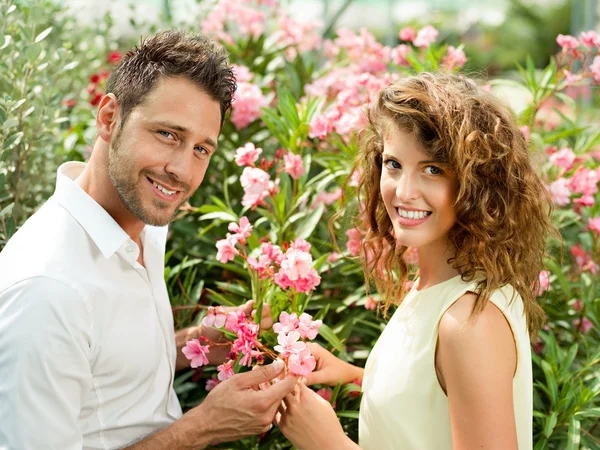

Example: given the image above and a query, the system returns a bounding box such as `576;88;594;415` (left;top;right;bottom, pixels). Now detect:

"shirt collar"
54;161;131;259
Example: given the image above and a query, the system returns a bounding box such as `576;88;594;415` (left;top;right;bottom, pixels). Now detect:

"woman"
278;73;555;450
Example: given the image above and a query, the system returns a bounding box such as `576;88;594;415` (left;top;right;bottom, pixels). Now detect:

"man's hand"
175;301;274;371
184;360;298;445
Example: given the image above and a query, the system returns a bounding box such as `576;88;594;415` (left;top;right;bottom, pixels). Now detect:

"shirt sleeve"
0;276;93;450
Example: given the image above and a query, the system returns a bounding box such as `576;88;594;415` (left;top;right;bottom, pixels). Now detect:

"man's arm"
0;277;92;450
124;361;298;449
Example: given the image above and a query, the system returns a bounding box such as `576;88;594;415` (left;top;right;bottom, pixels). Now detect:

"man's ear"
96;93;120;144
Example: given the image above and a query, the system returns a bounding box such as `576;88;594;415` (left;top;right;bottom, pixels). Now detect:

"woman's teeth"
398;209;430;219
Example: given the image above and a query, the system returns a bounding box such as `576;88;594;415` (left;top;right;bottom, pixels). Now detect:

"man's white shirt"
0;162;183;450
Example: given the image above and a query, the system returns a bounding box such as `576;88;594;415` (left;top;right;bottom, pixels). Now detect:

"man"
0;30;296;449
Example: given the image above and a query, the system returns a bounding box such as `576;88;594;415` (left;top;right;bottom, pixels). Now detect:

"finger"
305;368;329;386
264;372;299;404
237;360;284;387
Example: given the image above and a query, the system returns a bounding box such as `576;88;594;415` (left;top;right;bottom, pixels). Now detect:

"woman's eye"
424;165;443;176
384;159;401;170
158;130;174;140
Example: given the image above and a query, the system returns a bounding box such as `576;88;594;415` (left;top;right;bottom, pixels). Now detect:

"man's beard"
107;128;190;227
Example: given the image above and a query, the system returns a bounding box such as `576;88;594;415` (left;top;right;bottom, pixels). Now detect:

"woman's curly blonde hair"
352;72;556;337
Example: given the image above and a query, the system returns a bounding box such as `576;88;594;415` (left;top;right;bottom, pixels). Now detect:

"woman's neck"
415;238;459;290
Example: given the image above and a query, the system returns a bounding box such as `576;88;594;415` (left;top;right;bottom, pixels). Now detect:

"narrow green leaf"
34;26;53;43
5;216;16;239
540;360;558;405
336;411;360;419
295;203;325;240
198;211;237;222
0;202;14;217
0;106;6;124
62;61;79;72
566;417;580;450
543;411;558;438
318;323;345;352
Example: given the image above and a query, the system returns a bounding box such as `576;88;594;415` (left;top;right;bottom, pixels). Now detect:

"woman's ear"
96;93;120;144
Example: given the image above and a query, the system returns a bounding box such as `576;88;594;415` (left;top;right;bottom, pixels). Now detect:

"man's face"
107;76;221;227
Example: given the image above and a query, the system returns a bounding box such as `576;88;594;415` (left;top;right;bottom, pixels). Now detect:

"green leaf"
25;43;42;61
295;203;325;240
575;407;600;418
4;132;23;150
34;26;53;43
62;61;79;72
540;360;558;405
566;417;580;450
0;173;5;189
198;211;237;222
0;35;5;48
2;118;18;129
0;106;6;124
336;411;360;419
543;411;558;438
318;323;345;352
5;216;16;239
0;202;14;217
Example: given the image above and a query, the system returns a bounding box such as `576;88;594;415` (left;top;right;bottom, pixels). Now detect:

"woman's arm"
437;293;519;450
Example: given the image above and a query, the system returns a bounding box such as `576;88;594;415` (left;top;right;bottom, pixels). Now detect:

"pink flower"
390;44;411;66
240;167;273;208
182;339;210;368
308;115;332;139
404;280;415;291
273;312;300;335
316;387;336;407
413;25;438;48
556;34;579;50
291;237;312;253
365;296;377;310
570;167;598;197
205;376;221;391
574;299;583;312
399;26;415;41
232;64;253;83
279;248;313;281
549;178;571;206
298;313;322;339
520;125;530;143
442;46;467;71
288;348;317;376
549;147;576;169
231;82;268;130
274;330;307;358
247;254;273;279
228;216;253;244
349;167;362;187
563;70;579;85
261;242;283;265
588;217;600;234
327;252;340;263
225;310;246;333
217;360;235;381
346;228;362;256
235;143;263;167
216;236;239;263
313;188;342;207
573;317;593;334
538;270;551;296
590;56;600;83
283;152;306;179
202;306;227;328
579;31;599;48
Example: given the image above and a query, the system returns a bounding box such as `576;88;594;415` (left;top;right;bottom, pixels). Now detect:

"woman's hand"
305;343;364;386
278;383;358;450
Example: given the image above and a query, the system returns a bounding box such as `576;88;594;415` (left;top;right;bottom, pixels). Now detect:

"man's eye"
195;146;210;155
158;131;174;139
424;166;443;176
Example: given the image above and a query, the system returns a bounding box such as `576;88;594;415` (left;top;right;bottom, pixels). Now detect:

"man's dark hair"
104;30;236;127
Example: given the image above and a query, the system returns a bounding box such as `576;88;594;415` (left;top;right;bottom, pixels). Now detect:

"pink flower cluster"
273;238;322;294
240;167;277;208
273;312;322;376
232;80;268;130
216;216;253;263
215;218;322;294
549;167;599;207
274;16;322;60
554;31;600;85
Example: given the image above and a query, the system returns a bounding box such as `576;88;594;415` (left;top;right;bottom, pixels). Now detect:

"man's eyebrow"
153;120;218;150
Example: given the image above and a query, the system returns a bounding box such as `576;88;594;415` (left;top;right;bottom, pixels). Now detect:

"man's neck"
77;145;146;243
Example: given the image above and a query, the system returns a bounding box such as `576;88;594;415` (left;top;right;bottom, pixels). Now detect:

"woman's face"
380;126;458;252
